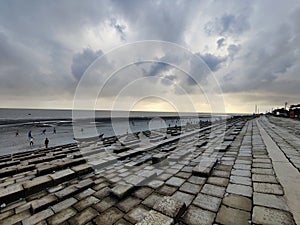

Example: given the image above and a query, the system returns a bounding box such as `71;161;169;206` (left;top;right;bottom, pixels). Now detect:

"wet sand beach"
0;116;299;225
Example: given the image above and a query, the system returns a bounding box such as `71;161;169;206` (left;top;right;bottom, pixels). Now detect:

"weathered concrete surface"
0;117;298;225
257;118;300;224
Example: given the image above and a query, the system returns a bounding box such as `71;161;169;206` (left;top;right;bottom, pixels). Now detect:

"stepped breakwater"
0;115;299;225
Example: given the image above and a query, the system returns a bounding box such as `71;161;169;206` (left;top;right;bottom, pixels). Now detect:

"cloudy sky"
0;0;299;113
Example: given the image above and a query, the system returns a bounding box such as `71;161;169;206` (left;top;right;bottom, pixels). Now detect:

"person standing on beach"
53;127;56;134
45;138;49;148
16;130;19;136
28;130;32;139
29;137;34;147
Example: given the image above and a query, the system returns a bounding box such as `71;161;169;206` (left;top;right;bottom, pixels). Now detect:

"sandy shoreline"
0;116;213;156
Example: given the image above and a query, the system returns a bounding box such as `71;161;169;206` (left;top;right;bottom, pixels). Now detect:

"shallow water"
0;108;233;156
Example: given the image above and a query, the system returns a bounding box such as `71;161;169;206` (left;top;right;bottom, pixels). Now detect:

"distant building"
289;104;300;118
272;108;289;117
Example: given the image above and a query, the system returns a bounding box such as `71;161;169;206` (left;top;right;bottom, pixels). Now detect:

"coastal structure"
0;116;299;225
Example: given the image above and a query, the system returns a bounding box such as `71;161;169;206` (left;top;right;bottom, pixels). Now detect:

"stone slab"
201;184;225;198
193;193;222;212
132;187;153;200
207;177;229;187
74;196;100;211
230;175;252;186
222;193;252;212
117;196;141;213
93;196;118;212
157;185;177;196
23;175;52;196
51;197;78;213
75;178;94;190
252;206;295;225
188;176;206;185
152;153;167;164
50;169;75;185
22;209;54;225
147;180;164;189
68;207;98;225
54;185;79;199
253;183;284;195
93;187;110;199
231;169;251;177
226;183;252;198
251;168;274;175
253;192;290;211
179;182;201;195
252;174;278;183
192;158;217;177
0;184;24;204
111;184;134;199
136;210;174;225
31;195;57;213
216;205;251;225
47;208;77;225
182;205;215;225
0;210;31;225
125;174;146;186
142;193;164;208
153;196;186;218
94;207;124;225
172;191;194;207
124;205;149;224
165;177;185;187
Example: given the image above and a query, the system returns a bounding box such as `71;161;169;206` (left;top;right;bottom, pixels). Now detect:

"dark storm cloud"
199;53;227;72
161;74;177;85
143;62;172;77
111;0;199;43
0;0;300;111
71;48;103;81
110;18;126;41
217;38;226;49
221;16;300;96
204;13;250;36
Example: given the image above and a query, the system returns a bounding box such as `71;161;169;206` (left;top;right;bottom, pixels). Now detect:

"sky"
0;0;300;113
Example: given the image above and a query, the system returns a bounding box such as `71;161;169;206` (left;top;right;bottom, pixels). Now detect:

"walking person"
29;137;34;147
16;130;19;136
53;127;56;134
28;130;32;139
45;138;49;148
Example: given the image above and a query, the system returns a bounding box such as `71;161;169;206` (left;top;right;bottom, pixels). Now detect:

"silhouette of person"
29;137;34;147
45;138;49;148
28;130;32;139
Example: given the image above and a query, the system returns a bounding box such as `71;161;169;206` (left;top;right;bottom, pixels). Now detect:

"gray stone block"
153;196;186;219
216;205;251;225
253;192;290;211
193;193;222;212
136;210;174;225
111;184;133;199
182;205;215;225
49;169;75;185
252;206;295;225
0;184;24;204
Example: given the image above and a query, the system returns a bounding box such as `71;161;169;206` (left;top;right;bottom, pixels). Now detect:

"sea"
0;108;234;156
